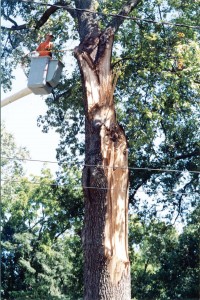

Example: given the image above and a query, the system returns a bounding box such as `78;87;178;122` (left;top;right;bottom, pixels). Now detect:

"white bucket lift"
27;56;64;95
1;56;65;108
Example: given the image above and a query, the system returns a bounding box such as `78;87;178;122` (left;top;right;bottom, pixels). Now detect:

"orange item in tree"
36;34;54;57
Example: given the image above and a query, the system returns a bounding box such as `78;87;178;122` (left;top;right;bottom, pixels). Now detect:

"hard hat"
46;33;54;38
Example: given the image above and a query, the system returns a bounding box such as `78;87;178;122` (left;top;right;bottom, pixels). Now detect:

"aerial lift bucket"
27;56;64;95
1;56;64;108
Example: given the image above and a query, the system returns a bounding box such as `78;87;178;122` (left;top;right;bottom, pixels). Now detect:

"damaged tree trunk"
75;27;130;299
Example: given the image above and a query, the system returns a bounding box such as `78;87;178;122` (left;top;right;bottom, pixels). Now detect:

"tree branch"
1;24;28;31
5;16;18;27
175;149;200;160
172;180;192;225
1;1;76;32
131;173;152;201
112;56;133;68
75;0;100;41
109;0;142;33
35;1;76;29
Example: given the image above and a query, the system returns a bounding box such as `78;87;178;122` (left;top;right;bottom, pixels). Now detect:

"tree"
129;207;200;300
1;126;84;299
1;122;30;226
1;171;84;299
1;1;199;299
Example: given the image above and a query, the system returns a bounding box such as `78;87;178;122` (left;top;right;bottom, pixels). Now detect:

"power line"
2;156;59;164
1;179;198;197
14;0;200;31
85;164;200;174
2;156;200;174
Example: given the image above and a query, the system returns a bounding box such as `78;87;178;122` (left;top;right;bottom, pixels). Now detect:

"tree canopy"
1;125;199;299
2;0;199;222
1;125;84;299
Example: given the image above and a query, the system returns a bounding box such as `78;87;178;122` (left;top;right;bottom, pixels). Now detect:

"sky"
1;66;60;177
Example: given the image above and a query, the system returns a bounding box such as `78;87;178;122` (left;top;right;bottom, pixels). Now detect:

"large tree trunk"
75;28;130;300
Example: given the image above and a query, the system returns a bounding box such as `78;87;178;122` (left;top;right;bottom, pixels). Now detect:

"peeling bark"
75;28;130;299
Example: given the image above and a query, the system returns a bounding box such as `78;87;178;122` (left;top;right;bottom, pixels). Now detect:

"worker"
36;33;54;57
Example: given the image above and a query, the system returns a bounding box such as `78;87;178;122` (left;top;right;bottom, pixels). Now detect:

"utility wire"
2;156;59;164
2;156;200;174
14;0;200;31
1;179;198;197
84;164;200;174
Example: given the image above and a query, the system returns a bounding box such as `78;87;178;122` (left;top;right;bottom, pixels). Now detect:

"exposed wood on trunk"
75;27;130;299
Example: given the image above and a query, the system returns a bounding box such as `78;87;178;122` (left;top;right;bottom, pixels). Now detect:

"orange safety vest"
36;41;53;57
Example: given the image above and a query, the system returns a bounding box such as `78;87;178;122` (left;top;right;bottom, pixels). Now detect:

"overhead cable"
1;179;198;197
2;156;200;174
13;0;200;31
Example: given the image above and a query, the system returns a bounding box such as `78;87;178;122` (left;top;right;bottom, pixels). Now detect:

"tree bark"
75;27;130;300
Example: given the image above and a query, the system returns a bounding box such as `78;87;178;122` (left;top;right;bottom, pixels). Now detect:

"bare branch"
109;0;142;33
131;173;151;200
1;1;76;32
5;16;18;27
112;57;133;68
35;1;76;29
175;149;200;160
1;24;28;31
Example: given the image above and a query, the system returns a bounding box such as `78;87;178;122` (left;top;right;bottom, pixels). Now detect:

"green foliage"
37;70;85;166
1;170;84;299
1;122;29;178
1;127;84;299
32;0;199;223
129;210;200;299
111;0;200;222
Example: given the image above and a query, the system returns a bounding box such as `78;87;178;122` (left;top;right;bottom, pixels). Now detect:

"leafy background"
1;0;199;299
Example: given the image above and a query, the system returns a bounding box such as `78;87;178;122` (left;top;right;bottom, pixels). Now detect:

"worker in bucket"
36;33;54;57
